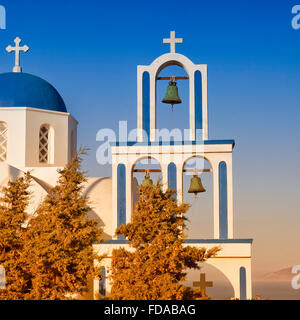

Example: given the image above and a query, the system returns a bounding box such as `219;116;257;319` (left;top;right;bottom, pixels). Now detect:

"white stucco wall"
84;177;113;240
0;107;78;168
111;142;234;239
94;241;252;300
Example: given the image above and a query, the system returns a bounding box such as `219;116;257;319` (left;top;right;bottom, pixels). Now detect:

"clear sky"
1;0;300;277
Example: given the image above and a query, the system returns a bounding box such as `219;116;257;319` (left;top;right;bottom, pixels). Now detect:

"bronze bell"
162;77;182;111
188;174;206;196
141;169;153;186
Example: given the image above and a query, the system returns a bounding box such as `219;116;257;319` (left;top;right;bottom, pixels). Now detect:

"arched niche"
240;267;247;300
131;156;162;218
168;162;177;200
156;65;189;133
117;164;126;236
185;262;235;299
152;55;194;143
132;156;162;186
219;161;228;239
142;71;150;141
195;70;203;140
70;130;76;159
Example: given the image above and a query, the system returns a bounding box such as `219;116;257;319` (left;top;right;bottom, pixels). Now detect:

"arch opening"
168;162;177;200
240;267;247;300
183;156;213;238
132;157;162;213
156;65;189;139
71;130;76;159
156;59;190;77
142;71;150;141
117;164;126;235
219;161;228;239
184;262;235;300
195;70;203;140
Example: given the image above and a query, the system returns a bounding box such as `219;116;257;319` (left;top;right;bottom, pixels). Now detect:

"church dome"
0;72;67;112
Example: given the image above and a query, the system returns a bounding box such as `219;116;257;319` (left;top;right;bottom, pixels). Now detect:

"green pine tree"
0;172;32;300
109;182;220;300
23;150;103;300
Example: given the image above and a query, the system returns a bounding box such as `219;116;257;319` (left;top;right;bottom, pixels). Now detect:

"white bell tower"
96;31;253;300
137;31;208;142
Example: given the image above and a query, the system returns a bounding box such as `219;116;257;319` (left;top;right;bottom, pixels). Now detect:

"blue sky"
1;0;300;275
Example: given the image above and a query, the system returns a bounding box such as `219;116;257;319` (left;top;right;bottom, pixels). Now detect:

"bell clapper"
194;169;198;199
189;196;198;220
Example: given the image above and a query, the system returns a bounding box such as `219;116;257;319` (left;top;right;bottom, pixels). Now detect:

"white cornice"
0;107;78;124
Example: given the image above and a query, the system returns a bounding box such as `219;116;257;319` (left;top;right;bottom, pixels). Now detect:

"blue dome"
0;72;67;112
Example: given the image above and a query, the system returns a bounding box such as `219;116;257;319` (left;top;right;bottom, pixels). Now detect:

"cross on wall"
193;273;213;297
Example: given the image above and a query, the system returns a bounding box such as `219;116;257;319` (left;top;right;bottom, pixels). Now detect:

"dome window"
0;122;8;162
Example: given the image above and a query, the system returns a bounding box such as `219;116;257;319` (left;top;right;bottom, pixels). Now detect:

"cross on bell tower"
6;37;29;73
163;31;183;53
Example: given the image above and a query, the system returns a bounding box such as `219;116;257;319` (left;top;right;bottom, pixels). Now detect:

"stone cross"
163;31;183;54
193;273;213;297
6;37;29;73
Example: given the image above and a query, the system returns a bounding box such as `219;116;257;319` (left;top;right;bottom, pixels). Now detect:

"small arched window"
0;122;8;162
71;130;75;158
39;124;50;164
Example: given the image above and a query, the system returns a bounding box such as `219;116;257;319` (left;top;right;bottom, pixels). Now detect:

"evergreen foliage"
110;182;220;300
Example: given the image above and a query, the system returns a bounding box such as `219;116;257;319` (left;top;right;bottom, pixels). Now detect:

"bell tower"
137;31;208;142
96;31;253;300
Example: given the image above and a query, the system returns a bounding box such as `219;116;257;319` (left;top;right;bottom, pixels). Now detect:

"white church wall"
111;142;234;239
25;108;76;167
0;163;54;216
93;241;252;299
0;108;27;167
84;177;113;240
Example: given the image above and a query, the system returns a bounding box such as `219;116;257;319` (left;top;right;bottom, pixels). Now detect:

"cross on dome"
6;37;29;73
163;31;183;53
